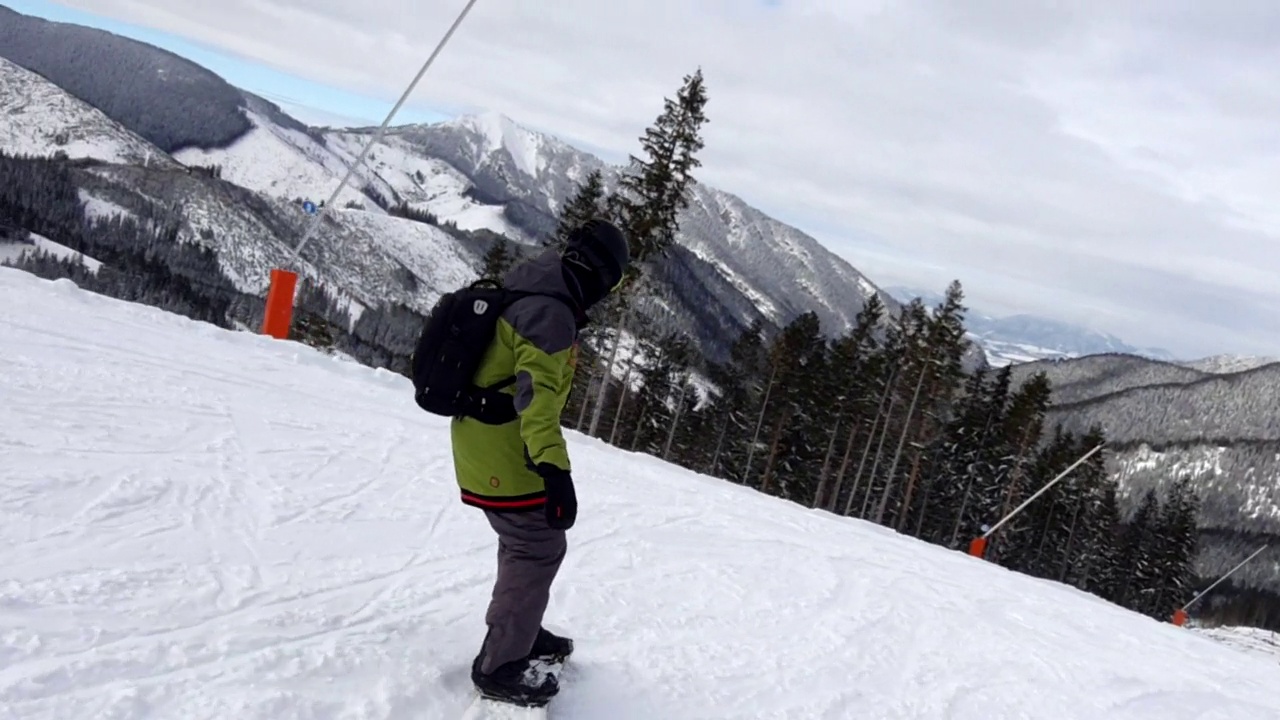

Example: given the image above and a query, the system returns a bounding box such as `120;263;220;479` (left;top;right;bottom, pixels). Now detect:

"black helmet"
564;218;630;291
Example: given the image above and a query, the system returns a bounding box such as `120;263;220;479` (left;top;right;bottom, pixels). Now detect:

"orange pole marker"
261;268;298;339
1171;608;1188;626
968;536;987;558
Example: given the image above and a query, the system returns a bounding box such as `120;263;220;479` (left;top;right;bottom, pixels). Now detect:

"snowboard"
461;656;567;719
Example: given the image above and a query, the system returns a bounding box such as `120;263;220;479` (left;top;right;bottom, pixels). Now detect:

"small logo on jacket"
473;300;489;314
489;476;501;488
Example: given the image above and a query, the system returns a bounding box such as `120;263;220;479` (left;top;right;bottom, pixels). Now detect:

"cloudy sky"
13;0;1280;359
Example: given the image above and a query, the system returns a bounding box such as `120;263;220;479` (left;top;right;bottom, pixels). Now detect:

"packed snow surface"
1198;626;1280;665
2;267;1280;719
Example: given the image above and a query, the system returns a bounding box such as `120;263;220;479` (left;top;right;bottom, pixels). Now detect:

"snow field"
2;267;1280;719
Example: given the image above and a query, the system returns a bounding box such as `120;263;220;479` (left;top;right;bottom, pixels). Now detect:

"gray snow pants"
478;509;567;673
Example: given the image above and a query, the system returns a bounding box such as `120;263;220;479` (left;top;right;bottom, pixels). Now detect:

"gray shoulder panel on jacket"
505;296;575;355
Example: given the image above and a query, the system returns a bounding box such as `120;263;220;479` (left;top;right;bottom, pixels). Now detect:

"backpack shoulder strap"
477;288;574;395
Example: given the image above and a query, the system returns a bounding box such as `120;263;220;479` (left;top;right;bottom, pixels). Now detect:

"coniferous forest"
0;69;1246;631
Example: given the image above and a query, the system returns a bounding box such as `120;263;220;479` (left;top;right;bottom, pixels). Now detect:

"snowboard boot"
529;626;573;663
471;653;559;707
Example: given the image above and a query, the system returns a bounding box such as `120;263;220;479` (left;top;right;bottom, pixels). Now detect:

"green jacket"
451;250;580;511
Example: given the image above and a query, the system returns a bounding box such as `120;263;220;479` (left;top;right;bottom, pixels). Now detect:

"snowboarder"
451;217;631;705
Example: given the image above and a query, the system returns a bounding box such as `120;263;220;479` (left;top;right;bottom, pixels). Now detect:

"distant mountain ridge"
885;286;1176;366
1181;354;1280;374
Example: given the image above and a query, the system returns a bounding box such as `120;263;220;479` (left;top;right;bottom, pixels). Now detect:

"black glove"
537;463;576;530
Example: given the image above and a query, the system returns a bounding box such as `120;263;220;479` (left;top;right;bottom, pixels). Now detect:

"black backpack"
410;278;545;425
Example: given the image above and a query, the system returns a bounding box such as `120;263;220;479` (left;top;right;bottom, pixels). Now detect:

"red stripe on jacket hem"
460;492;546;509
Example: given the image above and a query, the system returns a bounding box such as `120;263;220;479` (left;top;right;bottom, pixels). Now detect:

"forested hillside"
0;5;251;152
1005;353;1280;629
1009;354;1212;405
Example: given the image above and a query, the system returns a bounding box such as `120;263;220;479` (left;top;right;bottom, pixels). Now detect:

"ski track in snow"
2;267;1280;719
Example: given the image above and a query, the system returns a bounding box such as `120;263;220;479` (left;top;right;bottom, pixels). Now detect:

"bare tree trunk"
629;396;649;451
949;473;979;548
709;409;732;477
874;366;928;524
574;365;597;431
607;362;634;446
743;362;779;483
662;378;689;461
758;409;788;494
825;419;861;513
859;395;898;520
588;300;634;437
1060;494;1085;584
895;452;924;533
843;367;898;516
912;449;946;539
1032;500;1058;569
811;416;842;509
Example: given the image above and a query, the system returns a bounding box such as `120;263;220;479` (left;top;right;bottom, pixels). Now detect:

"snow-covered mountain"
4;266;1279;717
1182;354;1280;374
885;286;1176;366
1;2;898;361
183;105;900;351
72;161;483;319
0;56;177;169
0;60;481;324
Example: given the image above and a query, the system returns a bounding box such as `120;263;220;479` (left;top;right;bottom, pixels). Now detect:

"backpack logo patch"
473;299;489;314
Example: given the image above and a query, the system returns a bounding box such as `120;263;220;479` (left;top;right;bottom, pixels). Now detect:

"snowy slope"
0;232;102;272
0;56;175;168
392;112;607;224
3;267;1280;719
168;107;550;243
1199;626;1280;664
173;109;372;211
324;129;528;240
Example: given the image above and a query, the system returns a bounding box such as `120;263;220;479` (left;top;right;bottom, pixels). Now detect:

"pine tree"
610;68;710;264
1152;478;1201;618
1080;479;1125;600
480;239;517;281
887;281;970;532
586;68;710;438
912;366;987;543
706;319;768;482
814;295;884;511
550;169;606;250
1053;427;1110;588
985;372;1053;563
1007;425;1079;577
756;312;826;501
1114;489;1163;611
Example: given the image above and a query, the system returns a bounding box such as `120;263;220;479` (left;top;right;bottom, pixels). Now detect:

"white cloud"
56;0;1280;358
